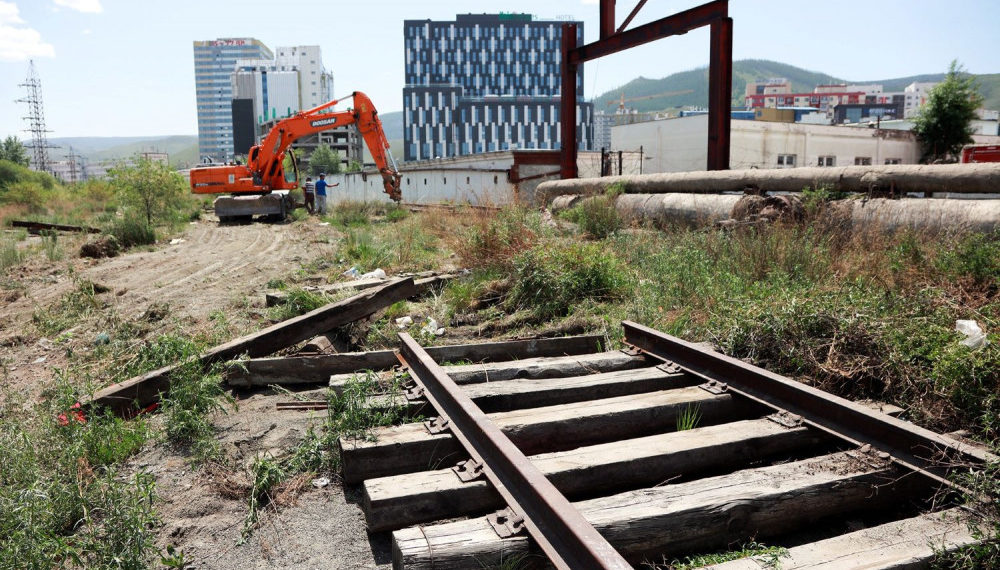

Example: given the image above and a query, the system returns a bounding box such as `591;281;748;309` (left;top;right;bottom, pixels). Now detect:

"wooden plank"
227;334;610;387
10;219;100;233
87;277;417;414
392;450;921;569
706;508;979;569
329;350;649;393
364;417;824;532
340;387;743;484
265;273;459;306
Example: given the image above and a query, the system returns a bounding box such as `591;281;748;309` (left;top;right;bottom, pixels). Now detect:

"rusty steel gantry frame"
560;0;732;179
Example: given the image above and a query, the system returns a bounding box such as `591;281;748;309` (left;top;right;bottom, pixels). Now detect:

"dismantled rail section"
331;321;993;569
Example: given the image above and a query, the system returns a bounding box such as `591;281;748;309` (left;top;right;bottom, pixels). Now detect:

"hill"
379;111;403;141
592;59;1000;113
48;135;199;166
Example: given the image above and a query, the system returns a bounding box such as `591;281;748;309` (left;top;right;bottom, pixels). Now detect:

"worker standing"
314;173;338;216
303;176;315;214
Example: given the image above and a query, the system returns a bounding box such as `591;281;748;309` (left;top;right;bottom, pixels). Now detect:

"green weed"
268;288;328;321
240;454;286;543
676;403;702;431
42;231;63;262
1;237;24;271
160;358;230;463
509;240;633;319
461;206;545;271
561;185;625;239
33;279;103;336
646;540;788;569
106;214;156;249
385;204;410;222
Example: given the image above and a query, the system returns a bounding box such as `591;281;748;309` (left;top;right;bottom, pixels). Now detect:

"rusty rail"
396;332;631;570
621;320;994;488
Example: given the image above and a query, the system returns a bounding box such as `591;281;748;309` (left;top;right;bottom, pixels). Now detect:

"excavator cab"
282;151;299;186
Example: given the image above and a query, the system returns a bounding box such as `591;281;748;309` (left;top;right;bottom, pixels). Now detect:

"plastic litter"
312;477;330;489
342;267;360;278
955;320;988;350
360;268;387;280
395;316;413;329
94;332;110;346
169;238;185;245
422;318;445;337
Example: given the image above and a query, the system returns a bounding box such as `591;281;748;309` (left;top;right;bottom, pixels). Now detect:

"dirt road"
0;218;339;399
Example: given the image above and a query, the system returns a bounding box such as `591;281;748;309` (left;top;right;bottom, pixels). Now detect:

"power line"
16;60;58;173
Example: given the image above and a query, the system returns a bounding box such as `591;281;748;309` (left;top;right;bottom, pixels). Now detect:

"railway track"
323;322;994;568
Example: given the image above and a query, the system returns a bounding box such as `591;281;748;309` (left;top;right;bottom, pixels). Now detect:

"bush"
0;181;48;213
509;241;633;318
935;231;1000;285
108;158;190;227
106;215;156;249
461;206;544;271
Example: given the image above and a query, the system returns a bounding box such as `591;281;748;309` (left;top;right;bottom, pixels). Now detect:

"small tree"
912;61;983;163
0;136;29;166
108;157;188;226
346;159;363;173
308;145;342;176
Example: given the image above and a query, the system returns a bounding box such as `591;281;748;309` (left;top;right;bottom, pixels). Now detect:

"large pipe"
550;194;1000;234
536;164;1000;205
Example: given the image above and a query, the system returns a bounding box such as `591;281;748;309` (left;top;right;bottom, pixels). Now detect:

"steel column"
707;16;733;170
568;1;729;64
621;321;994;488
397;333;631;570
560;23;579;180
599;0;616;39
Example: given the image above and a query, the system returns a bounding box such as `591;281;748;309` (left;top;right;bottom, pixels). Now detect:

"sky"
1;0;999;139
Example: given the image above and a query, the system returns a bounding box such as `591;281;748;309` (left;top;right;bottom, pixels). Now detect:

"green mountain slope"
593;59;1000;113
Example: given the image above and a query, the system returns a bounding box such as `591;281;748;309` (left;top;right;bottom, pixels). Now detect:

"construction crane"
189;91;401;222
608;89;695;113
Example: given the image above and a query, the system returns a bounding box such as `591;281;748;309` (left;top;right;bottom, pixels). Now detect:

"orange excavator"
190;91;401;221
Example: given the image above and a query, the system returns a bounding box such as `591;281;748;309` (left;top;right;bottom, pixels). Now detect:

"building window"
424;178;427;185
884;158;902;165
818;156;835;167
493;175;498;184
443;177;447;184
854;157;872;166
777;154;796;168
466;176;470;184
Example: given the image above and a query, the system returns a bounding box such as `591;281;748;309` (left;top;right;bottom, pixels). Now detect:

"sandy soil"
0;218;337;401
2;218;392;568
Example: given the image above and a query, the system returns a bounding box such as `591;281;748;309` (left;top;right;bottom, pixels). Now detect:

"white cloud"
53;0;102;13
81;27;90;34
0;2;55;61
0;24;55;61
0;1;25;24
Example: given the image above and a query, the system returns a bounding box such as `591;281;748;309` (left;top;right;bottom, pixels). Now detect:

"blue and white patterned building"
403;13;593;162
193;38;273;162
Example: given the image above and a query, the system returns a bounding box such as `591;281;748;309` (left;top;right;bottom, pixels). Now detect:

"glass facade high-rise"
193;38;272;162
403;13;593;162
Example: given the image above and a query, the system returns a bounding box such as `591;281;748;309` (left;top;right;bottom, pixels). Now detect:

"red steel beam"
600;0;616;39
617;0;649;34
568;0;728;64
707;16;733;170
397;332;631;570
560;23;580;180
560;1;731;179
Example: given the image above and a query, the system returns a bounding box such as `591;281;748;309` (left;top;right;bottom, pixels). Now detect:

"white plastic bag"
360;268;387;280
342;266;360;278
395;316;413;329
955;320;988;350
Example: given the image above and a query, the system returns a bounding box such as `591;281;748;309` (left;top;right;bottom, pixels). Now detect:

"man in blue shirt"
314;173;338;215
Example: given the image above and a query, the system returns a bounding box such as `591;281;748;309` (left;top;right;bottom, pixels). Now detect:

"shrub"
108;158;190;227
0;181;48;213
935;231;1000;285
509;241;633;318
461;206;544;271
106;215;156;249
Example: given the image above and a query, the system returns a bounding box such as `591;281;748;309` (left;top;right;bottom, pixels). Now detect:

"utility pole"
16;60;58;174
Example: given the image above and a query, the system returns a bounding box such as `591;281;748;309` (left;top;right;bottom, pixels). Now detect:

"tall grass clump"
0;384;157;569
1;237;24;271
560;182;626;239
106;214;156;248
509;240;633;319
461;206;545;271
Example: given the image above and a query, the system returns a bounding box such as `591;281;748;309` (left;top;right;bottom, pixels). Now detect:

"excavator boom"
189;91;402;217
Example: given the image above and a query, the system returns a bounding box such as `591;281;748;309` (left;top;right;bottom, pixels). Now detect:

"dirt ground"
1;218;392;568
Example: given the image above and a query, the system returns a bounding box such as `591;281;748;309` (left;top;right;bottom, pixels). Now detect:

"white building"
274;45;333;110
612;115;921;172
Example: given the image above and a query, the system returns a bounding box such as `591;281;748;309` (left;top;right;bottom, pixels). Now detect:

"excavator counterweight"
189;91;401;221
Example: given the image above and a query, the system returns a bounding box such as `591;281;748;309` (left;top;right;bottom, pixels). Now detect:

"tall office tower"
193;38;272;162
403;13;593;162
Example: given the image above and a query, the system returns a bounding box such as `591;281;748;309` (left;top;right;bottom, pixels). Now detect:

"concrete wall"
612;115;923;172
324;150;642;206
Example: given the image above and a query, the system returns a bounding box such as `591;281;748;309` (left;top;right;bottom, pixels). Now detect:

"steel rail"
622;321;995;488
396;332;632;570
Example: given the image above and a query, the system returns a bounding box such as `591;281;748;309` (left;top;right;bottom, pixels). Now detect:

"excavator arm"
191;91;401;201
